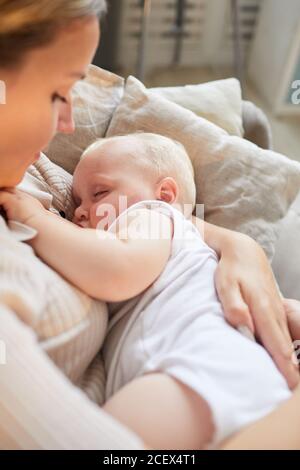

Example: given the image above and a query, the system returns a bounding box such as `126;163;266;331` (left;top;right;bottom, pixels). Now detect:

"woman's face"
0;17;100;187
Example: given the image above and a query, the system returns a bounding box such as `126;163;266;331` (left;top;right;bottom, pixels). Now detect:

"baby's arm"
0;189;172;302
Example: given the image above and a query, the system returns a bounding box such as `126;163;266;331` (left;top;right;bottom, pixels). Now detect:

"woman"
0;0;298;450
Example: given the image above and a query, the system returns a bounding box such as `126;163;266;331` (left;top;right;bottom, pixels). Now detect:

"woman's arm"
0;304;144;449
193;216;299;390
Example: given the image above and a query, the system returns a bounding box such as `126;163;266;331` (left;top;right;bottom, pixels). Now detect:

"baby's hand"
0;189;46;225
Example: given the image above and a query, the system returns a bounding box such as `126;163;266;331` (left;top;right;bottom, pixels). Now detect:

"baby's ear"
156;177;178;204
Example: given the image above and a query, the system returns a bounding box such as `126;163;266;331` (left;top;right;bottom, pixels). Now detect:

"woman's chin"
27;152;41;166
0;175;22;188
2;154;40;187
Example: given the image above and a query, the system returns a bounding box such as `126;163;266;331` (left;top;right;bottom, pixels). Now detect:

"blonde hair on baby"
83;132;196;210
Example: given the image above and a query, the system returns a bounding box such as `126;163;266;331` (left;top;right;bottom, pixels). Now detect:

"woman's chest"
0;229;108;382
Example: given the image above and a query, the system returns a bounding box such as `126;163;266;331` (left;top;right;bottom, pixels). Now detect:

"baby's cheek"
90;202;117;230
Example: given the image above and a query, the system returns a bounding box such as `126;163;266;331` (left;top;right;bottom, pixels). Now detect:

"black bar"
0;450;295;465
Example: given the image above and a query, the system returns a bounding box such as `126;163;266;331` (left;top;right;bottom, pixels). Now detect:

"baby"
0;132;292;449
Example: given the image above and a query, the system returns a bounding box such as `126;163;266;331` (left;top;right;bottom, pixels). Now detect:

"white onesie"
102;199;291;446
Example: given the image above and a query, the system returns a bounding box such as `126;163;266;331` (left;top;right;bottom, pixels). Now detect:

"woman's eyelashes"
52;93;68;103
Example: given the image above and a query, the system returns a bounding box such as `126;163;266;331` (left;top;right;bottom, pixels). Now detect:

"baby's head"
72;132;196;229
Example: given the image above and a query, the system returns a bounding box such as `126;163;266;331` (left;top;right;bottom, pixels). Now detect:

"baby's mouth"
75;220;90;229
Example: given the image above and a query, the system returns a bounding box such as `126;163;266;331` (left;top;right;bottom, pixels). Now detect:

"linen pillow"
106;76;300;260
150;78;243;137
45;64;124;174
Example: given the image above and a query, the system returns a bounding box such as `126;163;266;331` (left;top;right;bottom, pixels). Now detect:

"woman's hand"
283;298;300;356
193;217;299;388
215;229;299;389
192;217;299;389
0;189;46;225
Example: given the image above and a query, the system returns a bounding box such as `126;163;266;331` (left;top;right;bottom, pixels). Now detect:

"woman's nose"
56;101;75;135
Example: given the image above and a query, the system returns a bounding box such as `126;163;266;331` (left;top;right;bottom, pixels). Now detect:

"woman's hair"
0;0;107;68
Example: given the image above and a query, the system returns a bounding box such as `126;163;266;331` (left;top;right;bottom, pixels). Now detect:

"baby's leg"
103;372;214;449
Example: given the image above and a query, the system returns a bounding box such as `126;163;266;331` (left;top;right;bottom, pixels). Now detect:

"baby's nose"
74;205;89;224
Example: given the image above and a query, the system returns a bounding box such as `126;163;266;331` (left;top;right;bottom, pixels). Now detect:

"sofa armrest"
242;100;273;150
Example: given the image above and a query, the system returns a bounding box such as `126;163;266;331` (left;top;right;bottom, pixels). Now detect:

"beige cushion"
106;76;300;260
45;65;124;175
45;66;244;175
150;78;243;137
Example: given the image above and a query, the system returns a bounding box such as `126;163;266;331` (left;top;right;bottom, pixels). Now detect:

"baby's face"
72;138;157;229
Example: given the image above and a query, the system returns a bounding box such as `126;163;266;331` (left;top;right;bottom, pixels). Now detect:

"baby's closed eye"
94;190;109;199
